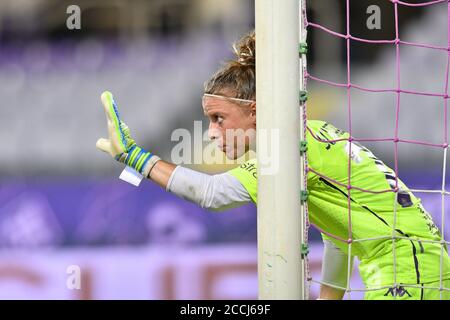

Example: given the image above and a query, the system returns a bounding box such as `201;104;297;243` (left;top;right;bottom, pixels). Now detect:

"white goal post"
255;0;307;299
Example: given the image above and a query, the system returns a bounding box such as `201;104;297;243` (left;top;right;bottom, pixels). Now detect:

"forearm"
147;160;177;189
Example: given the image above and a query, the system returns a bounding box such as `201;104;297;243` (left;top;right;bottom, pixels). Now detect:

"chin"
225;153;238;160
224;148;246;160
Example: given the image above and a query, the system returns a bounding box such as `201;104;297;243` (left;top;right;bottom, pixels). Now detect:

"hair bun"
232;30;255;67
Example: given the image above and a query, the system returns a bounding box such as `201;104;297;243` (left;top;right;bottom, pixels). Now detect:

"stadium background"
0;0;447;299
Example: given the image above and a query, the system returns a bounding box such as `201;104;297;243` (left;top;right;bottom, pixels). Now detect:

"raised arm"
96;91;251;211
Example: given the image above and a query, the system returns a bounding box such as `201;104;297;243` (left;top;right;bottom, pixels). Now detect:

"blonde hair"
204;30;255;101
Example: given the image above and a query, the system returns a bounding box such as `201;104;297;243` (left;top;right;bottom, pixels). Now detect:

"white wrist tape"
119;166;144;187
119;155;161;187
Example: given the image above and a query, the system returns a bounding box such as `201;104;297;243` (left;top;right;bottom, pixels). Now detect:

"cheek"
209;123;224;139
235;112;254;130
225;114;248;129
221;112;253;144
221;120;239;141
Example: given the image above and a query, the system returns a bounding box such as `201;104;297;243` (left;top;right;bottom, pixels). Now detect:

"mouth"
218;144;227;152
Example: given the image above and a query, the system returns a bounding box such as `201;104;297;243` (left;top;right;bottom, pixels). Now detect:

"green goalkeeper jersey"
229;120;450;287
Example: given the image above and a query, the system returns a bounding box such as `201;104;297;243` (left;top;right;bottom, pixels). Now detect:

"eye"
211;114;224;124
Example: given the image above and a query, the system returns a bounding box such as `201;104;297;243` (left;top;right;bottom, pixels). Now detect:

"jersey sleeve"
227;158;258;204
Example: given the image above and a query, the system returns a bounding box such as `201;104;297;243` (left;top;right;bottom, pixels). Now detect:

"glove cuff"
115;145;159;176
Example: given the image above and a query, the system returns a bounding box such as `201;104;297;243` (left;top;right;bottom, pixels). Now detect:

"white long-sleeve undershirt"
321;239;354;289
166;165;251;212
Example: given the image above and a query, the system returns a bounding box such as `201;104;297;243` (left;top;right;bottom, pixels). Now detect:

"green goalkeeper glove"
96;91;160;177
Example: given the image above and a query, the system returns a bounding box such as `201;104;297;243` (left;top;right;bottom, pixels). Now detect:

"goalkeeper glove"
96;91;160;177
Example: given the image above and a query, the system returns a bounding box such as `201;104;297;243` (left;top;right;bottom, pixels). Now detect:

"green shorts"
364;279;450;300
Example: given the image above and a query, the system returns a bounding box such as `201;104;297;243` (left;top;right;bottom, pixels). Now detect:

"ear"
250;102;256;124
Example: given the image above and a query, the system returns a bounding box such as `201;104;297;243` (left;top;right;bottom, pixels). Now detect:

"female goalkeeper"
96;31;450;300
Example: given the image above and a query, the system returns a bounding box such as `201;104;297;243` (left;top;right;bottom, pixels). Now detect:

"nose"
208;121;220;141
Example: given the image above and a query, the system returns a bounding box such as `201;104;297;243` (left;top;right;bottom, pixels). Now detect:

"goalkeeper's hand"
96;91;160;177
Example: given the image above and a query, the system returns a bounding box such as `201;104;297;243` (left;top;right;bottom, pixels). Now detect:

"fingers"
100;91;127;152
100;91;116;123
101;91;123;132
96;138;112;154
120;122;131;138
